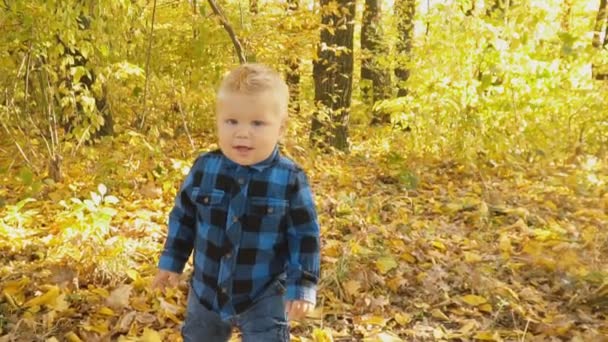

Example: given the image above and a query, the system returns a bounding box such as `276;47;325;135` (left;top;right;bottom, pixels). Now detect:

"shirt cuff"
286;281;317;305
158;254;186;274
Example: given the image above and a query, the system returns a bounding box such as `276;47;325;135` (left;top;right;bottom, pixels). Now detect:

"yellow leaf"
461;294;488;306
140;328;162;342
82;320;109;334
343;280;361;297
24;286;60;308
64;332;83;342
2;277;30;295
91;287;110;298
126;269;140;282
479;303;493;313
432;240;446;252
394;312;412;326
387;277;404;293
430;308;449;321
312;327;334;342
375;256;398;274
473;331;500;341
463;251;482;263
400;252;416;263
359;315;387;326
98;306;115;316
499;233;512;256
50;294;70;312
131;296;149;311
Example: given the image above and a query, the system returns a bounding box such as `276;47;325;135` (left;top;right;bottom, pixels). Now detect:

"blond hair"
218;63;289;117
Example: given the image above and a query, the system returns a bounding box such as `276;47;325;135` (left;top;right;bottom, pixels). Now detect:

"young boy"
152;63;320;341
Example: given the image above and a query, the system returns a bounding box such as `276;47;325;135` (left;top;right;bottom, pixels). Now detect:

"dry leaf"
375;256;398;274
460;294;487;306
106;285;132;310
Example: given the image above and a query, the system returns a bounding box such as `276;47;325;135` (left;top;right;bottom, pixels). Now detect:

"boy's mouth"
233;145;253;153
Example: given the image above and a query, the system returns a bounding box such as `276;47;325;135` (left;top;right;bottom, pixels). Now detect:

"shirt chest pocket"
243;197;288;232
193;189;227;228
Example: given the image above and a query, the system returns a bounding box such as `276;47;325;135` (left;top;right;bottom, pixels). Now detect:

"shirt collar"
222;146;280;172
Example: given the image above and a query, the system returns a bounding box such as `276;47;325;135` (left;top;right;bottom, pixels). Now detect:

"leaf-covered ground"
1;133;607;341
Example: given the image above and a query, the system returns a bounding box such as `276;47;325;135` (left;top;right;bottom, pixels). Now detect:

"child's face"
216;92;286;166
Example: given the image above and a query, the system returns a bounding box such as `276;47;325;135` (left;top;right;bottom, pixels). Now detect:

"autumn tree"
394;0;416;97
592;0;608;79
311;0;356;151
361;0;390;108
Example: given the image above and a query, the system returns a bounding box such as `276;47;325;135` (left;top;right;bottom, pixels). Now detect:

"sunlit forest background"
1;0;607;340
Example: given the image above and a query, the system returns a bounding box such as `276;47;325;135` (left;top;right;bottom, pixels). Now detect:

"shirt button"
233;216;239;223
238;178;245;185
203;197;209;204
267;207;274;214
221;287;227;293
225;252;232;258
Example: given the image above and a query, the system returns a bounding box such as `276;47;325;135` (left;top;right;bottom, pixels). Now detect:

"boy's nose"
235;126;250;138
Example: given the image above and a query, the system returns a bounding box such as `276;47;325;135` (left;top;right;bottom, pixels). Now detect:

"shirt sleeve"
158;156;203;273
285;169;321;305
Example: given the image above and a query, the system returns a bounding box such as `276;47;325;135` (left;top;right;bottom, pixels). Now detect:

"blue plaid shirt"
158;147;320;319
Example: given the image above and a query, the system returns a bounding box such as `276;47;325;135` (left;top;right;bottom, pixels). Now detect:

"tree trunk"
593;0;607;49
593;0;608;80
361;0;390;107
560;0;572;32
250;0;258;14
486;0;505;17
285;0;300;115
311;0;355;151
463;0;476;16
394;0;415;97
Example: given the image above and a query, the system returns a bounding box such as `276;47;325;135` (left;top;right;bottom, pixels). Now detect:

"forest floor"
1;132;607;341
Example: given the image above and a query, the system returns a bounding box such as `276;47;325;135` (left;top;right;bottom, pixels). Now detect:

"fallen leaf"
343;280;361;297
106;285;132;310
312;328;334;342
375;256;398;274
140;328;162;342
460;294;488;306
64;332;83;342
24;286;60;308
394;312;412;326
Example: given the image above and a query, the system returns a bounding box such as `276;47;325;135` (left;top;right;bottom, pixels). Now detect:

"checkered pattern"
158;147;320;320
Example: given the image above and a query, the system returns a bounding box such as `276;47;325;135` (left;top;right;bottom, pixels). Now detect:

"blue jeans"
181;279;290;342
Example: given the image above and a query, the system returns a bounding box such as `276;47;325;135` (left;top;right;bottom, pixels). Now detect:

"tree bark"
593;0;607;49
311;0;355;151
560;0;572;32
592;0;608;80
285;0;300;115
361;0;390;107
250;0;258;14
394;0;415;97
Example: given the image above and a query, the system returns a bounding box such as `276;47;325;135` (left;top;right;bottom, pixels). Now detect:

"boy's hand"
285;300;314;321
151;269;180;290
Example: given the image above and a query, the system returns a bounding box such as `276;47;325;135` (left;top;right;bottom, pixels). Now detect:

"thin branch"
1;122;33;169
207;0;247;64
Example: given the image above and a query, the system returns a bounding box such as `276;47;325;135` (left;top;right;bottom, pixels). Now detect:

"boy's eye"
252;120;265;127
226;119;237;125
